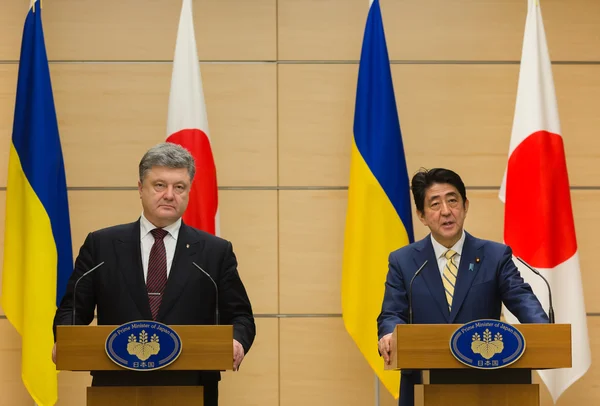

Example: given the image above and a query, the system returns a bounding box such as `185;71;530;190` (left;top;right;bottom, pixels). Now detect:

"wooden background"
0;0;599;405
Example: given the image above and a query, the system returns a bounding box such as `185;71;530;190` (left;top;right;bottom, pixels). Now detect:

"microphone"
72;262;105;325
516;256;555;324
192;262;220;325
408;260;428;324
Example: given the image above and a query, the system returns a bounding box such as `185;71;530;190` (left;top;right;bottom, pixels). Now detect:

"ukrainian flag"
341;0;414;399
2;2;73;405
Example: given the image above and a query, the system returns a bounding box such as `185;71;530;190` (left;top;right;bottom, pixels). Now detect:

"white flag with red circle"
499;0;590;402
166;0;219;235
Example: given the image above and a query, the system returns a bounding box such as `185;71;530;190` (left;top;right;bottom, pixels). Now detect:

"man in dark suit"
53;142;255;406
377;168;547;406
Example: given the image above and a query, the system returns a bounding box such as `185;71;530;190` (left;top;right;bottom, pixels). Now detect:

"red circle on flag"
504;131;577;268
167;129;218;235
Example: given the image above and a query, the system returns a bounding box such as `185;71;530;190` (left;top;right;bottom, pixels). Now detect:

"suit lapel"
449;233;482;322
415;237;450;322
157;223;204;320
115;220;153;320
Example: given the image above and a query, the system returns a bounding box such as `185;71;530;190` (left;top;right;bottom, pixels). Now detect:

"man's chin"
154;213;180;226
157;207;178;216
437;228;459;239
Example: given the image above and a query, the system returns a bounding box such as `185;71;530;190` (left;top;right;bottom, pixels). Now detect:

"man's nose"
440;202;451;215
163;186;175;199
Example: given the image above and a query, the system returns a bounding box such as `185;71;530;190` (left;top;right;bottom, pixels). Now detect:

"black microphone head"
72;261;106;325
516;256;541;275
192;262;219;325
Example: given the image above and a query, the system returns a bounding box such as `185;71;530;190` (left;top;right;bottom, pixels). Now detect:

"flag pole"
375;374;380;405
370;0;381;393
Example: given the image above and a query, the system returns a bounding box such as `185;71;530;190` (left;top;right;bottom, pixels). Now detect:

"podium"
386;324;572;406
56;325;233;406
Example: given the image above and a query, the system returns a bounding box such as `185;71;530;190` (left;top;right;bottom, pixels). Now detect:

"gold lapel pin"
186;244;190;249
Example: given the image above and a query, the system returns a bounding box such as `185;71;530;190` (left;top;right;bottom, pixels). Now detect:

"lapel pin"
186;244;189;249
469;263;474;271
475;257;480;263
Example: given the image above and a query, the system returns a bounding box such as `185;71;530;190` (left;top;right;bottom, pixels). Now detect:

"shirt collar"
140;212;182;240
431;230;466;260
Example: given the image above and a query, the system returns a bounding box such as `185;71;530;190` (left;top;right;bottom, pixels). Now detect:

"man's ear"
137;180;143;198
417;209;427;226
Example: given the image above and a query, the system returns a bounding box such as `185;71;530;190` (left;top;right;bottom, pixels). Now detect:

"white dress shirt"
430;231;466;278
140;213;181;282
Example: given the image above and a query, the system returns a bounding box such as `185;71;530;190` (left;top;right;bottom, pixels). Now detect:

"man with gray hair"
53;142;255;406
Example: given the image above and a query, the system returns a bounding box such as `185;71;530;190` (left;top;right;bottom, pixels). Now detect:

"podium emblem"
449;319;526;369
105;321;182;371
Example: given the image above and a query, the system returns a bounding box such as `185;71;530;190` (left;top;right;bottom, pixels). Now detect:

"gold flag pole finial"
31;0;41;12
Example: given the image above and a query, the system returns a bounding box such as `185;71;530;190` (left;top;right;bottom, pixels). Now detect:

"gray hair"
139;142;196;182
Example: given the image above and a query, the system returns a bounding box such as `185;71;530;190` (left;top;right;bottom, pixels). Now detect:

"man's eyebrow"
428;191;458;201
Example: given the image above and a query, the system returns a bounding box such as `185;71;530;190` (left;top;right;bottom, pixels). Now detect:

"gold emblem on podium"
471;329;504;360
127;330;161;361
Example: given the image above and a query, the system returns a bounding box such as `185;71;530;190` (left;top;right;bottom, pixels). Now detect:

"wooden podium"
386;324;572;406
56;325;233;406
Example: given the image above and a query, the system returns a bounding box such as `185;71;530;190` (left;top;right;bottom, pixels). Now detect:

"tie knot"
151;228;168;241
444;249;457;260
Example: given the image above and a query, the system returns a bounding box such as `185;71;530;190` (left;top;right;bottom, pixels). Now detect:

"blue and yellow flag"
2;2;73;405
341;0;414;399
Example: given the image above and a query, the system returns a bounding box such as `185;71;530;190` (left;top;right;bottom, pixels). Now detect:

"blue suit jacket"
377;232;548;406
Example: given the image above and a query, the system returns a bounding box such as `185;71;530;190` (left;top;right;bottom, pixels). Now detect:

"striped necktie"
147;228;169;320
443;249;458;312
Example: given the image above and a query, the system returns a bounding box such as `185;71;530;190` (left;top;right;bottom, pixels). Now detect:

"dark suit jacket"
377;232;548;406
53;219;255;387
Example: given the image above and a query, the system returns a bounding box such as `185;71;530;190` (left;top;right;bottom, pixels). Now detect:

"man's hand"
233;339;245;371
378;333;393;365
52;343;57;364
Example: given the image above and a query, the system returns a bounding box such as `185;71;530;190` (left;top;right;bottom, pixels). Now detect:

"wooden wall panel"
278;64;355;187
0;63;276;188
205;64;277;187
0;0;28;61
278;64;600;188
0;319;33;406
553;64;600;186
279;190;347;314
67;191;141;257
278;0;600;61
278;0;365;61
0;65;17;187
280;317;375;406
277;189;600;314
0;0;276;61
219;318;279;406
57;371;91;406
219;191;278;314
